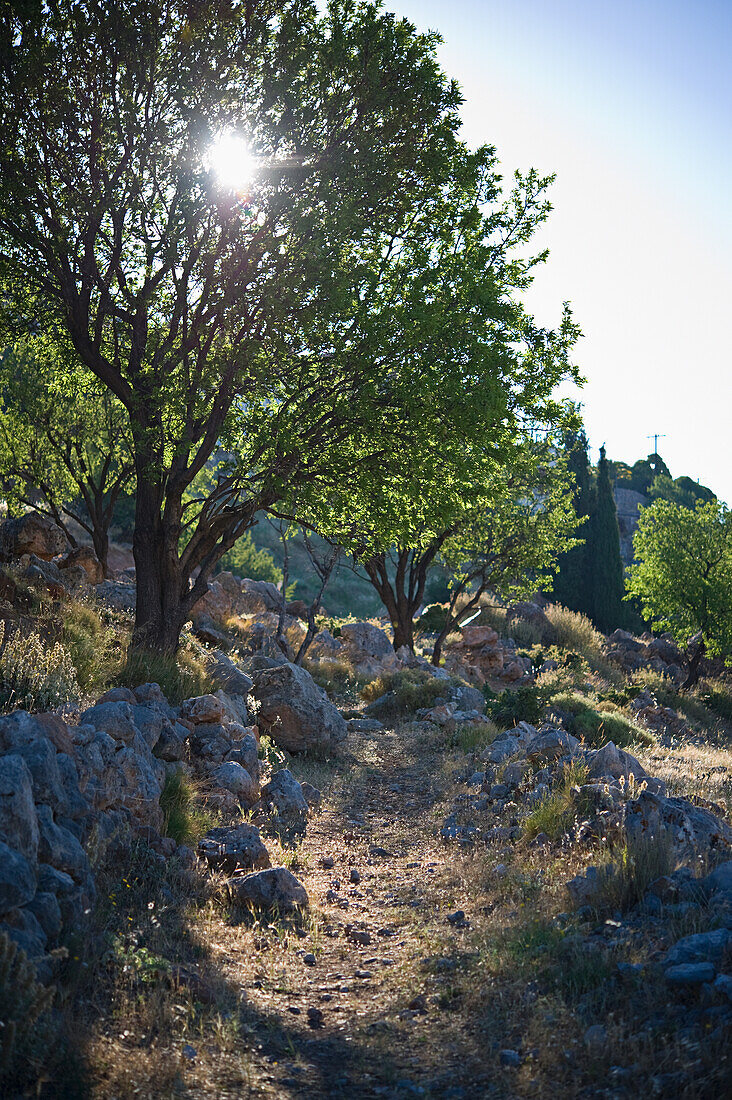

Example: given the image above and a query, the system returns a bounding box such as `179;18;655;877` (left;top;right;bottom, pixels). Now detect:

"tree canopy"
0;0;578;652
626;498;732;686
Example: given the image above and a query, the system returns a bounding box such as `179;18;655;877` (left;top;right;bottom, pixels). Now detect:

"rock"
0;512;66;561
211;761;259;806
484;735;521;764
58;545;104;583
586;742;650;785
713;974;732;1002
180;694;225;725
252;661;347;753
339;622;394;660
507;601;555;642
623;791;732;861
499;1050;521;1067
25;553;77;594
25;890;62;941
227;866;308;912
95;579;136;612
526;728;581;764
583;1024;607;1049
192;613;232;649
1;906;47;958
308;631;344;658
347;718;385;733
262;769;309;826
566;864;616;907
197;823;270;873
0;753;39;861
0;840;36;911
238;578;283;614
350;868;361;884
36;864;85;927
665;963;717;985
452;684;486;713
300;782;322;809
97;687;137;705
204;650;254;697
36;805;91;884
80;701;139;745
664;928;732;969
225;733;260;784
702;861;732;899
154;720;189;762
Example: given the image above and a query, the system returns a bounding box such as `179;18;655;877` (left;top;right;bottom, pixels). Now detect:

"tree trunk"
681;635;706;691
130;480;188;656
90;520;109;579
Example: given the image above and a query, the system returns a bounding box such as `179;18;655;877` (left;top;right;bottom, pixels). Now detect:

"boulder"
664;928;732;969
79;701;139;745
339;622;394;660
180;694;225;725
36;805;91;884
308;630;344;659
211;761;259;806
238;579;282;614
526;728;581;764
0;512;66;561
252;661;347;753
566;863;616;907
1;906;47;958
586;742;650;785
58;545;104;584
0;840;36;911
623;790;732;861
506;601;555;643
227;866;308;913
0;753;40;861
197;823;270;873
225;732;259;784
262;769;309;827
204;650;255;697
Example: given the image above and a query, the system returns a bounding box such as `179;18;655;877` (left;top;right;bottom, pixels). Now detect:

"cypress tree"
551;427;594;615
588;445;626;632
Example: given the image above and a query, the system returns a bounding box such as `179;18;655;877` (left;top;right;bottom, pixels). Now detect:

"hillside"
0;523;730;1098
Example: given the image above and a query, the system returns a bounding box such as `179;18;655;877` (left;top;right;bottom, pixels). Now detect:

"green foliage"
160;771;213;846
484;684;546;727
698;680;732;723
650;473;715;510
587;445;626;632
448;720;499;754
627;499;732;658
543;604;606;660
116;644;213;706
415;603;449;634
360;669;448;716
627;452;670;495
62;599;117;693
550;421;594;616
216;531;282;585
0;931;57;1088
547;691;652;748
0;620;79;711
592;835;676;913
523;759;590;840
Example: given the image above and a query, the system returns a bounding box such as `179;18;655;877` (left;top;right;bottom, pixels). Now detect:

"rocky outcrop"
252;660;347;753
0;513;66;562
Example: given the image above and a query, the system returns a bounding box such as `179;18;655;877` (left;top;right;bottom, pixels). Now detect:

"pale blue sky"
388;0;732;500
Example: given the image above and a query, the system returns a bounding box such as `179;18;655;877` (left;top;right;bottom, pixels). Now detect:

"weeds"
523;760;590;840
0;619;79;711
360;668;448;715
62;598;118;693
160;770;216;846
117;642;213;704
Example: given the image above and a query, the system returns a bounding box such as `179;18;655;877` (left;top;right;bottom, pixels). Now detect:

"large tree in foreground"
626;499;732;688
0;0;577;653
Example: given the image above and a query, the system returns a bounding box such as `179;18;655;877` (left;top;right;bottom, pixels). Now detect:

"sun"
207;132;258;191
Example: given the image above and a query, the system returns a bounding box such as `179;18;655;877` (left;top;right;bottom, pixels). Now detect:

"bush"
523;759;589;840
547;690;652;748
0;620;79;712
0;931;57;1089
544;604;605;658
360;669;448;716
216;531;282;584
699;680;732;723
591;834;676;913
448;720;499;754
484;684;546;727
302;657;360;695
117;643;213;705
62;599;117;692
160;771;213;846
414;603;449;635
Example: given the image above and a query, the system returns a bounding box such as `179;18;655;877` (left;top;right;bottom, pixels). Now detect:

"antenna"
647;433;666;455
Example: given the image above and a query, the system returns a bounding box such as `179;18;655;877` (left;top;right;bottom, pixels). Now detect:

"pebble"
303;953;316;966
350;868;361;884
499;1049;521;1067
355;969;373;979
584;1024;607;1048
321;856;335;869
307;1007;324;1027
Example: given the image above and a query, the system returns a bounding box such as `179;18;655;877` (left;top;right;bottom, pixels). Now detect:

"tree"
0;0;489;652
587;444;626;632
215;530;282;585
649;473;715;510
550;420;593;615
628;452;670;495
354;433;579;661
0;335;133;575
626;499;732;688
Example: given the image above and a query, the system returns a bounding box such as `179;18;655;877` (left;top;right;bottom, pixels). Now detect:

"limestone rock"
526;728;581;764
227;866;308;912
197;823;270;873
339;622;394;660
211;761;259;806
262;769;309;826
0;753;40;861
204;650;254;697
0;840;36;911
623;790;732;861
58;545;104;583
180;694;226;725
586;741;649;785
0;512;66;561
253;661;347;753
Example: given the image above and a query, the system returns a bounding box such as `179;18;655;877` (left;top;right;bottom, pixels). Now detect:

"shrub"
523;759;589;840
414;603;449;634
216;531;282;585
698;680;732;723
62;599;117;692
302;657;361;696
0;620;79;712
506;617;544;648
592;834;676;913
544;604;605;658
449;720;499;754
117;643;213;705
160;771;213;846
0;931;57;1089
547;691;653;748
484;684;546;727
360;669;447;716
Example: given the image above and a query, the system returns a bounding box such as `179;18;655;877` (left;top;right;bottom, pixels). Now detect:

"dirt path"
81;721;731;1100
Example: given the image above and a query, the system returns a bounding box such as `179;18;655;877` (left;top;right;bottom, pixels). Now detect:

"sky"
387;0;732;501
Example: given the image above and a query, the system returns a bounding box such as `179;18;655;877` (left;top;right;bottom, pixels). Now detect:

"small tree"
550;420;593;616
626;499;732;688
587;444;626;632
0;336;133;575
